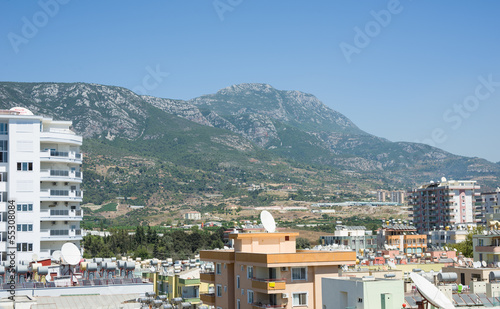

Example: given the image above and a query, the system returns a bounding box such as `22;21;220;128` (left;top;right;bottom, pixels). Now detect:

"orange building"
200;232;356;309
377;224;427;254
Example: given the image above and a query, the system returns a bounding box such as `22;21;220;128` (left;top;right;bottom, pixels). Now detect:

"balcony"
40;209;83;221
40;169;82;183
40;189;83;202
200;293;215;305
200;272;215;283
178;278;200;285
40;150;82;164
251;278;286;292
252;304;287;309
40;131;82;145
40;228;82;241
475;246;500;253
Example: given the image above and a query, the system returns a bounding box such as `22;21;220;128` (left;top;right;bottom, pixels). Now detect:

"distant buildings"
320;225;377;253
427;224;472;247
376;190;405;204
476;188;500;224
408;179;481;233
377;224;427;254
200;231;356;308
185;211;201;221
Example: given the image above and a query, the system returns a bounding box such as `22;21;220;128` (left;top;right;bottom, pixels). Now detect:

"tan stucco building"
200;232;356;309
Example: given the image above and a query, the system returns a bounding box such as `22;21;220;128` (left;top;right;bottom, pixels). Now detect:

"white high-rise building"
0;107;83;262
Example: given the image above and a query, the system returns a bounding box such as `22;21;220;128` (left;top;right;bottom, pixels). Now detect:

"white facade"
322;277;404;309
184;211;201;220
0;108;83;262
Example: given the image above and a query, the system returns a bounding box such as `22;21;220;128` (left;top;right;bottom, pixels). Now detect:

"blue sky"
1;1;499;162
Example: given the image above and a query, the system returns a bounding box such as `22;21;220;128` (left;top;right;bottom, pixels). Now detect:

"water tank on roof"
38;267;48;275
489;271;500;282
87;263;98;271
438;272;457;283
16;265;28;273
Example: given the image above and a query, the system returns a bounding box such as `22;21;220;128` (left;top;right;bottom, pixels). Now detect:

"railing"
252;277;286;282
40;169;83;180
40;209;83;218
40;150;83;161
252;303;286;308
40;189;83;199
40;229;82;239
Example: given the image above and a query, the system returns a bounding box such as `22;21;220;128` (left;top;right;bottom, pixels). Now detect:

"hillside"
0;81;499;222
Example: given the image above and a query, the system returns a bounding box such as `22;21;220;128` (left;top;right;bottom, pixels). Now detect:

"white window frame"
216;284;222;297
247;290;254;304
292;292;308;307
291;267;307;281
247;266;253;279
236;275;240;288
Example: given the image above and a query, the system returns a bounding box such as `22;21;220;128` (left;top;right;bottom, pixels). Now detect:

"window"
292;292;307;306
17;204;33;212
17;224;33;232
237;299;241;309
479;239;484;246
216;284;222;297
0;172;6;182
17;162;33;171
247;266;253;279
216;263;222;275
292;267;307;280
241;265;244;271
0;192;7;202
0;141;7;163
237;275;240;289
224;286;227;292
247;290;254;304
16;243;33;252
0;123;8;135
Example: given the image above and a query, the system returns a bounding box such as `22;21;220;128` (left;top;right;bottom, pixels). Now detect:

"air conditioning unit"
51;221;56;225
282;293;289;298
281;267;289;272
65;202;69;206
64;182;69;186
52;182;57;186
64;221;68;225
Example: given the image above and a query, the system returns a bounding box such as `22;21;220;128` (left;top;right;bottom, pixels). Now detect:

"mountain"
0;81;498;200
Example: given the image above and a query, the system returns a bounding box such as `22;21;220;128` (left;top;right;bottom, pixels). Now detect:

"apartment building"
476;188;500;224
376;224;427;254
320;225;377;253
200;232;356;309
0;107;83;262
408;179;481;233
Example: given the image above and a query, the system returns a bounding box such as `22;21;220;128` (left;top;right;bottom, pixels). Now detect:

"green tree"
296;237;311;249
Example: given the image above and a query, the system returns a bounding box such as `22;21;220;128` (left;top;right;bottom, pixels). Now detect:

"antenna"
52;250;62;262
61;243;82;265
260;210;276;233
410;273;456;309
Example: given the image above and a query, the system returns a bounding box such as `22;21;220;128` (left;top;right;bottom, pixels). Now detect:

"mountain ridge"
0;81;498;191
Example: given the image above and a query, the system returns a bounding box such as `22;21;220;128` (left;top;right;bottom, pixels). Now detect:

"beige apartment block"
200;232;356;309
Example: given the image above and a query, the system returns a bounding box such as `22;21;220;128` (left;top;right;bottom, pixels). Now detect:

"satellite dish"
9;107;34;115
61;243;82;265
458;260;463;266
473;262;481;269
496;262;500;268
441;177;447;182
46;274;51;281
52;250;62;262
260;210;276;233
387;261;397;269
410;273;456;309
482;261;487;268
32;254;39;262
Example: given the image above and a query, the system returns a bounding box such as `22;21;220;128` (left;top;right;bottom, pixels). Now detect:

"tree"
449;226;484;258
296;237;311;249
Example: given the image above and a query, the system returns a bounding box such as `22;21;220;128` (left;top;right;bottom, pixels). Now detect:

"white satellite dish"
52;250;62;262
260;210;276;233
458;260;463;266
32;253;39;262
441;177;447;182
46;274;51;281
482;261;487;268
473;261;481;269
410;273;456;309
61;243;82;265
387;261;397;269
496;262;500;268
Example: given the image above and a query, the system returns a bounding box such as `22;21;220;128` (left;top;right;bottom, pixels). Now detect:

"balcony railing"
251;278;287;291
40;229;82;239
40;189;83;200
40;169;82;180
252;303;287;308
40;150;83;162
40;209;83;219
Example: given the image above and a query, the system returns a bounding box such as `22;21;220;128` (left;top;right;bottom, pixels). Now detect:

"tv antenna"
410;273;456;309
260;210;276;233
